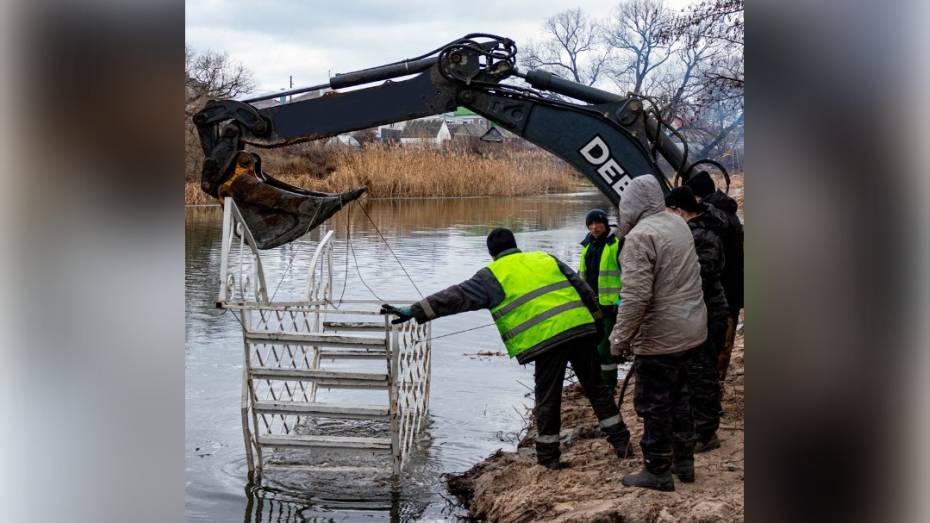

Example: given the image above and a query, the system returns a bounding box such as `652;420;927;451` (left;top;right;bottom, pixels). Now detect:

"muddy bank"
447;333;745;522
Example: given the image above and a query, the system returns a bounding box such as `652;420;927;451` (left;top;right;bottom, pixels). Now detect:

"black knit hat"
585;209;609;227
665;186;701;213
487;228;518;257
686;170;716;198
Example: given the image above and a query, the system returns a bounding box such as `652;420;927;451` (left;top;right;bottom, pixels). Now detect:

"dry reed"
185;144;579;204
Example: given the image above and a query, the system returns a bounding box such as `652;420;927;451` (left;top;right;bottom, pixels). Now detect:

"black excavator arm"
194;34;717;249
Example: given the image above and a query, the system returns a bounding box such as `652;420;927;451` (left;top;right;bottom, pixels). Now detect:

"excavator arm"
193;34;714;249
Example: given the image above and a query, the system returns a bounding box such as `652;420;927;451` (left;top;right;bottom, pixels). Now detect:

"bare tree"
185;46;255;117
185;46;256;181
665;0;743;91
521;8;610;86
656;0;743;166
603;0;677;95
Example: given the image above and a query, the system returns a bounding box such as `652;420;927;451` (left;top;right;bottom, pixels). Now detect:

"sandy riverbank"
447;331;745;523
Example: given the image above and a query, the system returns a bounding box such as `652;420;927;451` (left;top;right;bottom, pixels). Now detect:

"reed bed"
185;144;579;205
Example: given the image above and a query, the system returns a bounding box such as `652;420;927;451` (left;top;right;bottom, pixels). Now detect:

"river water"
186;190;612;522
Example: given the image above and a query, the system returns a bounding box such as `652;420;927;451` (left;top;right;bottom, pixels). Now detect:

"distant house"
400;119;451;145
379;128;403;143
448;122;487;141
480;126;505;143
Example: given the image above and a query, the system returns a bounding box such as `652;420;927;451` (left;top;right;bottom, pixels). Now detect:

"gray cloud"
186;0;696;94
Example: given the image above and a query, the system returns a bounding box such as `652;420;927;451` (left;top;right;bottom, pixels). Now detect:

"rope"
426;322;496;341
356;200;424;298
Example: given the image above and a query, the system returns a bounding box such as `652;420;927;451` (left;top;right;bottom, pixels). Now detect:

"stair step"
262;464;388;475
323;321;386;332
258;434;392;451
253;401;389;419
250;367;388;388
318;349;387;360
246;330;386;348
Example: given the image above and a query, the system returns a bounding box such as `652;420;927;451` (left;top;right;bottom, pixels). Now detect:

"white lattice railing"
215;198;431;478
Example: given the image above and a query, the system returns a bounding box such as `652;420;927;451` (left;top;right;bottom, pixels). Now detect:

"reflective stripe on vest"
488;251;595;359
579;237;622;306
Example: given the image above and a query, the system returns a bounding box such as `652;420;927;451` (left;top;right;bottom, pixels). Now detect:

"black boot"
694;433;721;453
672;440;695;482
622;452;675;491
602;423;633;458
536;441;563;470
622;467;675;491
671;459;695;483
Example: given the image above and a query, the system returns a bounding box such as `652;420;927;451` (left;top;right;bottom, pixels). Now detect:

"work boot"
603;424;633;458
622;468;675;492
694;433;721;453
539;459;568;470
672;459;695;483
535;441;561;469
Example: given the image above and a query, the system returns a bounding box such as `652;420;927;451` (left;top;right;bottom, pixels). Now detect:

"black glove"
379;303;414;324
595;320;605;340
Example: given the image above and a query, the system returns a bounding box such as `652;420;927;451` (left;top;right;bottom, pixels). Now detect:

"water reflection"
186;191;612;522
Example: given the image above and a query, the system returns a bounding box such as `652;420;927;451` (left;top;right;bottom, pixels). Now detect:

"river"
185;190;612;522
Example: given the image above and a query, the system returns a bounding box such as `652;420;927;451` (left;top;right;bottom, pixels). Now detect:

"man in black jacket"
380;228;632;470
666;186;728;459
687;171;744;381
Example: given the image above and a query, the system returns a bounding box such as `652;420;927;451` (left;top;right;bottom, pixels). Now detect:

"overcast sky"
186;0;697;96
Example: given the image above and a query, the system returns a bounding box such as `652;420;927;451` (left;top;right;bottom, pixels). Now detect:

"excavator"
193;34;727;249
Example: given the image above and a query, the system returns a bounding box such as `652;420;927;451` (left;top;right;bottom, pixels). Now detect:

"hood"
690;203;728;234
616;176;666;237
704;189;738;214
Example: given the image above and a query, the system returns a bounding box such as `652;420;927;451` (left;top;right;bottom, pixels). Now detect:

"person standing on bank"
579;209;623;393
608;176;708;492
380;228;632;470
666;186;728;453
686;171;744;381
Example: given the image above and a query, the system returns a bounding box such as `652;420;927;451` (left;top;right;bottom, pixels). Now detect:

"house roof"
401;119;445;138
448;122;486;137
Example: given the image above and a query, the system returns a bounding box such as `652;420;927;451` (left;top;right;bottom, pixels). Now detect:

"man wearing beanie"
579;209;623;393
686;171;744;382
666;186;728;454
608;176;707;492
380;228;632;470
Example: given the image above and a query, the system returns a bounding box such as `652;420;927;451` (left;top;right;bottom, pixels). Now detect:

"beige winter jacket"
609;176;707;356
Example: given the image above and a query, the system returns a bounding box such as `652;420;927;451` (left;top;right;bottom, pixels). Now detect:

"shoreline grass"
185;144;579;205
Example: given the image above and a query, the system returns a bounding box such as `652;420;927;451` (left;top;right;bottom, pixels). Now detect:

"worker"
579;209;623;393
665;186;727;454
686;171;744;382
380;228;632;470
609;176;708;492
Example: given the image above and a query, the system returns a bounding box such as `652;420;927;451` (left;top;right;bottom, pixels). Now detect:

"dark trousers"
533;334;625;462
685;316;726;441
595;307;619;392
718;311;740;381
634;346;702;473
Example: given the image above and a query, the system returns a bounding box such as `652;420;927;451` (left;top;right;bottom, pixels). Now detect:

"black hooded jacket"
703;190;744;313
687;204;730;322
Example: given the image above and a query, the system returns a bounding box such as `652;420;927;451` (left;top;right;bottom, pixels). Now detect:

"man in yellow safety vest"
381;228;631;470
579;209;623;393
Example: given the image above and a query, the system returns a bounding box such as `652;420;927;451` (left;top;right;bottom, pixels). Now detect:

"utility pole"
289;75;293;102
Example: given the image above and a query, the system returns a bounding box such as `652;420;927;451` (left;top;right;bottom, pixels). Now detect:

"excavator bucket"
217;152;367;250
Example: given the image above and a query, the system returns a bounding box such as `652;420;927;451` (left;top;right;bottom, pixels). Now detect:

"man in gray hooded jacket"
609;176;708;491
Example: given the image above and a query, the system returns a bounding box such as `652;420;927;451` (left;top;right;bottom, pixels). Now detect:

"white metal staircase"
216;198;431;478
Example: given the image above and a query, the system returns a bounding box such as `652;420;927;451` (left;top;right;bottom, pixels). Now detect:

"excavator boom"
193;34;717;249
